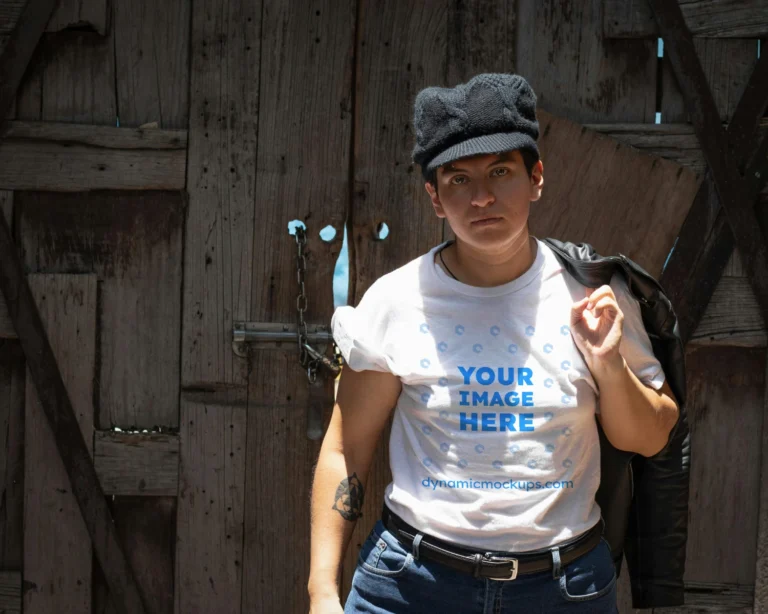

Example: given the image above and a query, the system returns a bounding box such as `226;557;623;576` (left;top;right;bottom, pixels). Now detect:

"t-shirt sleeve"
609;272;666;392
331;281;395;374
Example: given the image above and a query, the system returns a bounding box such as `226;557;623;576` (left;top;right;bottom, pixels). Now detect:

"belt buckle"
487;556;518;580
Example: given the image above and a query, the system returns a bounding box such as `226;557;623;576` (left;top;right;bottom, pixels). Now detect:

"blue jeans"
344;519;618;614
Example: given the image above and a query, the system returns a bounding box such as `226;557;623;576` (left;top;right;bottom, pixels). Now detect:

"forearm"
593;354;676;457
308;442;369;599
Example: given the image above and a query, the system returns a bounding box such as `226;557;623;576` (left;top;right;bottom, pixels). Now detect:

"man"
308;73;679;614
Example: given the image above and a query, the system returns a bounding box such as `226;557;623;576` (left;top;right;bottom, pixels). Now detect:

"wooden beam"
0;120;187;190
647;1;768;344
605;0;768;38
0;213;147;614
95;430;179;496
0;0;58;121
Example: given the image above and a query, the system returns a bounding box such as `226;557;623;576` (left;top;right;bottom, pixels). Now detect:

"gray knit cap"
411;73;540;181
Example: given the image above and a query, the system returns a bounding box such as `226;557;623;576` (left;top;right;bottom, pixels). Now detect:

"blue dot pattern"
472;344;483;354
455;325;465;335
490;326;501;336
420;323;430;333
420;358;431;368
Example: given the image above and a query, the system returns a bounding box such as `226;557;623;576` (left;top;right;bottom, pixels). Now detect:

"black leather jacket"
541;237;690;609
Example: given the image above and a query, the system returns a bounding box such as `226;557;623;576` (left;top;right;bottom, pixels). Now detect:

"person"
307;73;680;614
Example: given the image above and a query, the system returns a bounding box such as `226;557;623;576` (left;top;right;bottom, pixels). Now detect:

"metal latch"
232;321;333;357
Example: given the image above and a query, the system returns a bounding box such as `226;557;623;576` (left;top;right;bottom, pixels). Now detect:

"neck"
440;233;537;287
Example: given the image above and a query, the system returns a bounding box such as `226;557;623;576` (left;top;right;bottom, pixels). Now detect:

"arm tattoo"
331;472;365;521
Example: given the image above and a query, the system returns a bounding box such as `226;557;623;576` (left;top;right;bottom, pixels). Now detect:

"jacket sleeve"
620;266;690;608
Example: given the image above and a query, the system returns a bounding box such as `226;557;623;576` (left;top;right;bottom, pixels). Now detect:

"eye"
492;167;509;176
451;176;468;185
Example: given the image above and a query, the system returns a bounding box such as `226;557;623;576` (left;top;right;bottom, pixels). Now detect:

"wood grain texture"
39;30;116;124
113;0;190;129
175;397;246;614
94;431;179;496
0;138;186;190
23;274;96;614
17;191;183;428
243;352;330;613
605;0;768;38
0;0;107;35
0;341;23;569
662;38;759;124
181;0;261;388
46;0;108;35
234;0;354;609
756;332;768;613
585;121;768;179
516;0;657;123
93;497;176;614
684;345;765;585
0;0;58;123
0;570;21;613
530;109;701;278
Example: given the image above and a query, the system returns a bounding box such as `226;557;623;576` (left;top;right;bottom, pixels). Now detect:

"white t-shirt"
331;236;665;552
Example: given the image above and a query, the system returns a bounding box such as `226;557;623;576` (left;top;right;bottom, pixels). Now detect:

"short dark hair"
426;148;540;193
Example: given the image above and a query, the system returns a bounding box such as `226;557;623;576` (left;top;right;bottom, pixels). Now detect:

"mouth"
470;217;503;226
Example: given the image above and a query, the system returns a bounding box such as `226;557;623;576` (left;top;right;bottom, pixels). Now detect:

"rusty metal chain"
294;226;341;383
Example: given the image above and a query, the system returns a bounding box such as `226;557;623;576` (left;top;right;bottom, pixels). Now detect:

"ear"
530;159;544;202
425;181;447;219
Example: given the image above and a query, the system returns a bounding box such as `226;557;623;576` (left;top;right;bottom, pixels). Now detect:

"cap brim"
426;132;539;175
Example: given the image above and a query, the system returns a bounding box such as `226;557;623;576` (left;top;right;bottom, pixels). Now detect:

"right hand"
309;594;343;614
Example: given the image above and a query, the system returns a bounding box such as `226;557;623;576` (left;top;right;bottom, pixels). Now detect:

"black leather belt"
381;502;604;581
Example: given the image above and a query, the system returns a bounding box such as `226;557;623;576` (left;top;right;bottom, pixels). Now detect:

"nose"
471;181;495;208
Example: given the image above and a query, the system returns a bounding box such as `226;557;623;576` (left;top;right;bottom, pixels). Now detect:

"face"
424;150;544;252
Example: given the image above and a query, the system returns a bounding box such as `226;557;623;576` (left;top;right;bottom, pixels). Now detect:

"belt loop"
550;546;561;579
412;533;424;560
472;553;482;578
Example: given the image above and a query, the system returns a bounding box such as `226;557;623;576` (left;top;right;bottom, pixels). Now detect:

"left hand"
570;285;624;371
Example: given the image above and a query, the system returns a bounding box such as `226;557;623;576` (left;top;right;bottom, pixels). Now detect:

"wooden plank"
40;30;115;124
181;0;261;388
0;0;107;35
94;431;179;496
23;274;96;613
175;396;246;614
113;0;190;129
684;346;765;585
0;120;187;149
0;341;23;569
605;0;768;39
662;38;759;124
238;0;355;609
584;121;768;178
0;0;58;122
17;191;183;428
93;497;175;614
689;276;768;347
530;108;701;278
0;570;21;613
516;0;657;123
244;353;328;613
47;0;108;36
0;140;185;190
756;313;768;614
